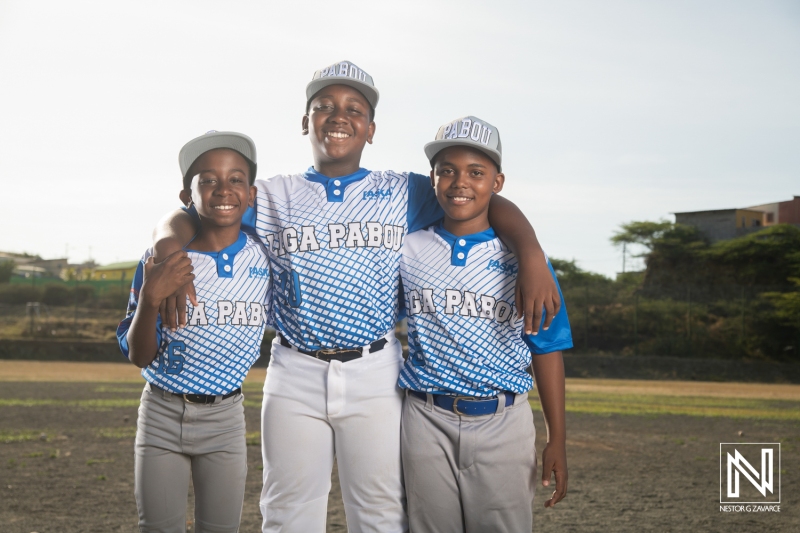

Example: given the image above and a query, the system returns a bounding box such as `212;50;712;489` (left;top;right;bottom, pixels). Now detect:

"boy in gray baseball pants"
398;116;573;533
118;132;270;532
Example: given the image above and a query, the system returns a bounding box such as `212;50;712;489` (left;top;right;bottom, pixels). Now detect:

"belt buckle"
451;395;478;416
181;393;208;405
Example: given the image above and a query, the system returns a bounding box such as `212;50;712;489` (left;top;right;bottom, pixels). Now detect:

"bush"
41;284;72;306
0;284;43;304
0;261;15;283
74;284;95;304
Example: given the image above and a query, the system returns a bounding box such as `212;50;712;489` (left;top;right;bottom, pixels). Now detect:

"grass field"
1;360;798;532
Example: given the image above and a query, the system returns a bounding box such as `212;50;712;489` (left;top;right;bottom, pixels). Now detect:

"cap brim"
179;132;257;180
306;78;380;111
424;139;502;169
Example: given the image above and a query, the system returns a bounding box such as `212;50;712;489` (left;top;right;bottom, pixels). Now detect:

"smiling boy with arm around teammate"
398;116;572;533
118;132;270;533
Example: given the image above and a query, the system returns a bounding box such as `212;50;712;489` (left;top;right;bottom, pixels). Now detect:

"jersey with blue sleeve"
117;232;271;395
398;224;573;397
244;167;442;351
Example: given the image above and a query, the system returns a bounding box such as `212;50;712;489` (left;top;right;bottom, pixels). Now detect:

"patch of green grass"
26;452;43;458
95;427;137;439
536;392;800;420
96;475;106;480
246;431;260;446
50;449;60;459
0;399;139;409
94;386;143;393
0;430;46;443
86;459;114;466
241;382;262;393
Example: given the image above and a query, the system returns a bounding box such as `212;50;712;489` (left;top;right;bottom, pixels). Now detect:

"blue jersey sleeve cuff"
407;172;444;233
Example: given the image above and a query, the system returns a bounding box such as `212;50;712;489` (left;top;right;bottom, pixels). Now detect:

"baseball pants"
401;390;537;533
259;333;407;533
134;383;248;533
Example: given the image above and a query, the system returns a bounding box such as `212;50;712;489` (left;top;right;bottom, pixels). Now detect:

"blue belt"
409;390;516;416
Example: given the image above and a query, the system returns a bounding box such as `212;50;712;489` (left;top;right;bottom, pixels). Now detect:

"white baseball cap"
306;60;379;111
424;116;502;170
179;130;257;182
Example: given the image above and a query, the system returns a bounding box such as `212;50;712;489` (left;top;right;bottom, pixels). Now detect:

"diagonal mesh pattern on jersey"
139;236;270;395
254;171;411;350
398;228;534;396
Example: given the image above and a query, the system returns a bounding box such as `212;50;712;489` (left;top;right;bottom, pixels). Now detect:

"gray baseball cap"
179;130;257;182
424;116;502;170
306;60;379;111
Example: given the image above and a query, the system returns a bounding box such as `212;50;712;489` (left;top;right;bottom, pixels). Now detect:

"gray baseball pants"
134;383;248;533
401;390;537;533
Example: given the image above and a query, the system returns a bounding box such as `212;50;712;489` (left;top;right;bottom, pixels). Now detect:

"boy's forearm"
152;209;197;261
531;351;566;443
127;300;160;369
487;195;545;262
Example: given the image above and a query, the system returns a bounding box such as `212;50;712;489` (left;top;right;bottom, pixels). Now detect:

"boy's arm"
488;195;560;335
530;350;567;508
127;251;195;368
152;209;199;329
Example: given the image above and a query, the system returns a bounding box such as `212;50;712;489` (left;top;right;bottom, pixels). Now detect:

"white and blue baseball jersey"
117;232;271;395
398;224;573;397
242;167;442;350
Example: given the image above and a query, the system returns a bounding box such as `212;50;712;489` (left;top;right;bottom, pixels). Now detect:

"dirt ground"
1;364;799;532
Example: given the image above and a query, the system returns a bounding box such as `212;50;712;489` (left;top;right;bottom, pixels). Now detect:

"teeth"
452;197;472;201
327;132;349;138
214;205;235;210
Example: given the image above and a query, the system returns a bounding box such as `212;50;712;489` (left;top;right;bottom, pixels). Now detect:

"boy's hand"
516;254;561;335
158;281;198;330
141;251;195;315
541;440;568;507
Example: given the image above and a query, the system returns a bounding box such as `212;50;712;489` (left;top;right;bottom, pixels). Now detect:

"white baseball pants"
259;334;407;533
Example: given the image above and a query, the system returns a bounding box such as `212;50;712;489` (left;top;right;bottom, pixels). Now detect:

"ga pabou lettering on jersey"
407;288;518;326
186;300;268;327
263;222;405;256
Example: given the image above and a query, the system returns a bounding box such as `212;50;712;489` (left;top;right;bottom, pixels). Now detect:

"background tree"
0;260;15;283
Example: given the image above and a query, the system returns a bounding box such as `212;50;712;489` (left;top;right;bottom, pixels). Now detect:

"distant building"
0;252;68;279
674;196;800;243
92;261;139;282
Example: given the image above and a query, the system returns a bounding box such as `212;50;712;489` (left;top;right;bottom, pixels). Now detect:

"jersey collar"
434;223;497;267
185;231;248;278
304;167;371;203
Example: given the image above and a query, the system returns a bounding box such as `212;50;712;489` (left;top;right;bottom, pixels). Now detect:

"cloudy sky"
1;0;798;277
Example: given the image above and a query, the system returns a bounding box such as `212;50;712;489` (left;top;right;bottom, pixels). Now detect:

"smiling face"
179;148;256;230
430;146;505;236
302;84;375;177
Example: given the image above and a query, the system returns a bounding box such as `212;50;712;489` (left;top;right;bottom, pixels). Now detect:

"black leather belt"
150;383;241;405
279;336;389;363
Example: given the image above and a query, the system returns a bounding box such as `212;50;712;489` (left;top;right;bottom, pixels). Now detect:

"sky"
1;0;798;277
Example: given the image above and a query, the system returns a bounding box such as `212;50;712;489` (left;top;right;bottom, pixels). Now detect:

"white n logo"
727;449;773;497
